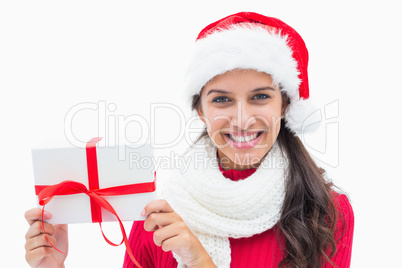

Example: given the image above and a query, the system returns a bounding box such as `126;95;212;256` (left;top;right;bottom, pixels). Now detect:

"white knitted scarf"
160;137;288;268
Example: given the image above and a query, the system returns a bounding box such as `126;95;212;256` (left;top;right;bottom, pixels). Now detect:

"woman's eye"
252;94;270;100
212;96;230;103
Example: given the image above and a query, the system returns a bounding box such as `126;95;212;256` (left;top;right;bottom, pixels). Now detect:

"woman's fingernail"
43;211;52;219
141;209;145;217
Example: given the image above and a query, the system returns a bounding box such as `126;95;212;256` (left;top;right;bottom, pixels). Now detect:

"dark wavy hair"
191;92;339;268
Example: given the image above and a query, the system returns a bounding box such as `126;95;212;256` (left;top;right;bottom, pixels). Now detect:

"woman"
24;12;354;268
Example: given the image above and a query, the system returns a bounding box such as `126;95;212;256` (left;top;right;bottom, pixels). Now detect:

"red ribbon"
35;137;155;268
86;137;102;223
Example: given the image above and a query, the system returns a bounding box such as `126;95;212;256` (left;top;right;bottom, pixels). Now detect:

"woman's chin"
225;152;263;168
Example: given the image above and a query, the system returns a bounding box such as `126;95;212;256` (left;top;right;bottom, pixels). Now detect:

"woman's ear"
197;105;206;124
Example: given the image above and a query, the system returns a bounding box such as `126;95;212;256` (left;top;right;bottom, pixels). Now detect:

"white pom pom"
284;98;321;135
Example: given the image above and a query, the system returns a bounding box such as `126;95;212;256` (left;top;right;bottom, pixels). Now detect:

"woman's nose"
230;101;256;130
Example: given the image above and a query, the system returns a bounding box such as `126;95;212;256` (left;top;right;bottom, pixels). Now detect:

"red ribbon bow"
35;137;155;268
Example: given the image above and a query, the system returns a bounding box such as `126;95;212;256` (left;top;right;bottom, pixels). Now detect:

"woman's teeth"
228;132;260;143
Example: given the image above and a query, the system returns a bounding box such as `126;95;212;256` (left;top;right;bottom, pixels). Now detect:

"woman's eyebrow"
207;89;232;96
251;87;277;92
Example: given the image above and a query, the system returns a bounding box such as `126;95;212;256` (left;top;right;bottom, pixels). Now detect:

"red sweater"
123;166;354;268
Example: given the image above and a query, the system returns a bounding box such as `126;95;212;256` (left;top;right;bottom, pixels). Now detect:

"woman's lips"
224;131;263;149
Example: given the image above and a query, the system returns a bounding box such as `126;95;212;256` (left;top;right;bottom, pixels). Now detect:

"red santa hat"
185;12;319;135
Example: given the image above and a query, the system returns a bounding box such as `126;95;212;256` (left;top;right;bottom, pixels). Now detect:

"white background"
1;0;401;267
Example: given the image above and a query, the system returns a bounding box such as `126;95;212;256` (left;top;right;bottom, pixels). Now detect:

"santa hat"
185;12;320;135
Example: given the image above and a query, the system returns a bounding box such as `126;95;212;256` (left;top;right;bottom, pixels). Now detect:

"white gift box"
31;138;156;224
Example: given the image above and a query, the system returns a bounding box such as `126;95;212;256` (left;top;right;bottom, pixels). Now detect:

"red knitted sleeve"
325;193;355;268
123;221;178;268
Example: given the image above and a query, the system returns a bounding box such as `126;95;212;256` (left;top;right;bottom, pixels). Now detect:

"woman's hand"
24;208;68;268
143;199;216;268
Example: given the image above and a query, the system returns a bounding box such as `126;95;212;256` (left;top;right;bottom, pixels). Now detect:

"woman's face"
198;69;285;170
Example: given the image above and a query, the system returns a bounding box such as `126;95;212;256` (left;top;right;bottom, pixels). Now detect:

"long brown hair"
191;93;339;268
276;120;338;268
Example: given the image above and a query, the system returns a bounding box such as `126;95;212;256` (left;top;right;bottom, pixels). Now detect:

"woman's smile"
223;130;264;149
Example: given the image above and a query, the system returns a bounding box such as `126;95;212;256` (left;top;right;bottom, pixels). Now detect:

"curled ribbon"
37;179;157;268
